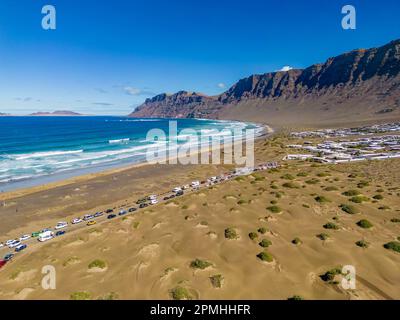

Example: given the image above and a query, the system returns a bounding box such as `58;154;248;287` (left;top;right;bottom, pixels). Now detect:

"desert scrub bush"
305;178;320;185
314;196;331;203
292;237;302;245
181;205;188;209
63;256;80;267
316;233;329;240
287;295;304;300
209;274;224;288
256;251;274;262
350;195;369;203
348;173;358;178
302;204;310;208
281;173;295;180
282;182;300;189
339;204;359;214
190;259;212;269
270;184;279;189
170;286;192;300
224;228;238;239
132;221;140;229
270;200;277;205
317;172;331;177
266;205;282;213
356;219;373;229
355;240;369;248
323;222;339;230
373;194;384;200
320;267;342;282
249;232;258;240
257;227;267;234
378;205;390;210
297;172;308;177
390;218;400;223
235;176;245;182
342;189;361;197
383;241;400;253
258;239;272;248
237;199;248;205
70;291;92;300
376;188;384;193
98;292;119;300
88;259;107;269
324;186;338;191
357;181;370;188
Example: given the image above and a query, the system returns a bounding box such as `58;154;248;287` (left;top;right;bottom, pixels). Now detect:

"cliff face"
129;39;400;124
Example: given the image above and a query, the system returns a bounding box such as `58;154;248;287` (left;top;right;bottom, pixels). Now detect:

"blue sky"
0;0;399;115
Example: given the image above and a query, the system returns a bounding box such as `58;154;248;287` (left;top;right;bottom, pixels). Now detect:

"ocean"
0;116;262;191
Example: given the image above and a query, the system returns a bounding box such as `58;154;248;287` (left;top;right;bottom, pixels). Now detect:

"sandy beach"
0;125;399;300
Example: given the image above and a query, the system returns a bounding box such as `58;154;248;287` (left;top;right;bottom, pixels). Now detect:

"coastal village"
284;122;400;164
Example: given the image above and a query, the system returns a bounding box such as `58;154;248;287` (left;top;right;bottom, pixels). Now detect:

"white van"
38;231;54;242
55;222;68;230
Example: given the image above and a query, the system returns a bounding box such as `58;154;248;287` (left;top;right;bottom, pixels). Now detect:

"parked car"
0;260;7;269
55;222;68;230
94;212;104;217
38;231;54;242
19;234;31;241
105;209;114;213
5;239;17;246
139;203;148;209
8;241;21;248
0;243;4;249
128;207;137;213
83;214;94;221
4;253;14;261
55;230;66;237
87;221;97;226
71;218;83;224
150;199;158;205
31;232;41;238
173;187;182;193
15;244;27;252
119;210;127;216
176;190;184;196
107;214;116;219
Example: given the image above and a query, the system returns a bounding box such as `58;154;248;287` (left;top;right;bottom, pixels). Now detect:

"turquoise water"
0;116;261;191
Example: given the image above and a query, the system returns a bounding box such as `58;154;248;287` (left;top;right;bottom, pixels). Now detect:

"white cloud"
217;83;226;89
278;66;294;72
123;86;155;96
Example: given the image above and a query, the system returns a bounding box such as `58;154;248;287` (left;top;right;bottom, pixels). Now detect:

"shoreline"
0;122;274;201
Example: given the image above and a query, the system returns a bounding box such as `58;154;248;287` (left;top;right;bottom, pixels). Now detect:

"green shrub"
350;196;369;203
70;291;92;300
282;182;301;189
315;196;331;203
258;239;272;248
224;228;238;239
356;219;373;229
320;267;342;282
357;181;370;188
373;194;384;200
297;172;308;177
267;205;282;213
355;240;369;248
316;233;329;240
256;251;273;262
248;232;258;240
257;227;267;234
305;178;320;185
390;218;400;223
88;259;106;269
281;174;295;180
98;292;119;300
324;186;338;191
270;184;279;189
323;222;339;230
378;205;390;210
237;199;247;205
292;237;302;245
339;204;359;214
302;204;310;208
342;190;360;197
170;286;192;300
287;295;304;300
209;274;224;288
383;241;400;253
190;259;212;269
317;172;331;177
